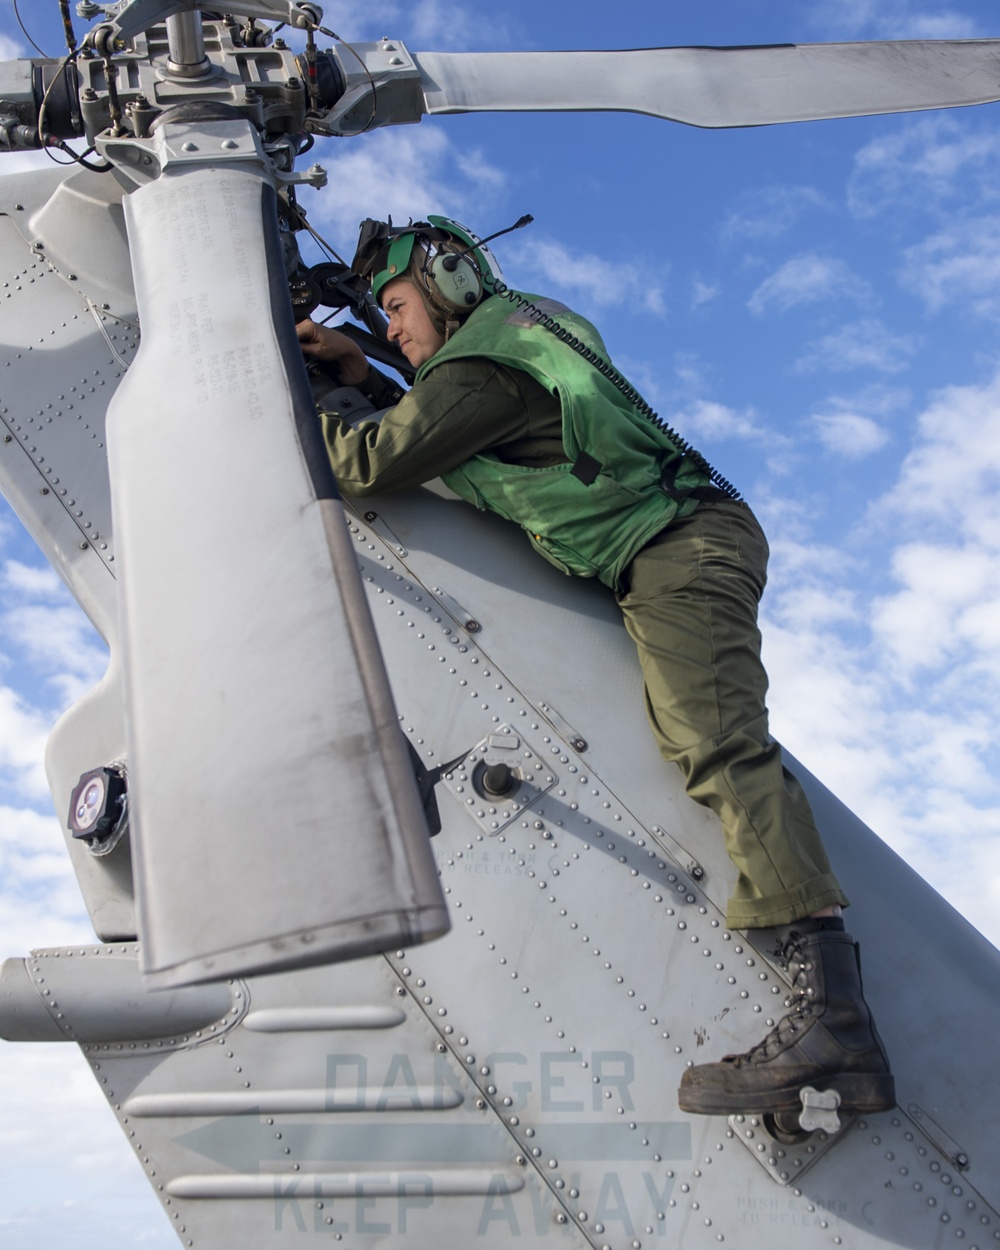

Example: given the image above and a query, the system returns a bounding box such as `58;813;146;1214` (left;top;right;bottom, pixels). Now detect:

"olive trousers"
617;499;847;930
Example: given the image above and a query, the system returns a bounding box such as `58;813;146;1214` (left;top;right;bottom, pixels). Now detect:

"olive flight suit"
320;293;847;929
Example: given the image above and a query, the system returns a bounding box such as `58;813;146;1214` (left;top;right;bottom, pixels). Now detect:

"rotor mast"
165;10;210;77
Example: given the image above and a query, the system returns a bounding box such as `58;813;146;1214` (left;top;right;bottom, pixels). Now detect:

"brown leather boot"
678;918;895;1117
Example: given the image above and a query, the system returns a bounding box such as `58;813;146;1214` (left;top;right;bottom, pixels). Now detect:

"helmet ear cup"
426;249;483;312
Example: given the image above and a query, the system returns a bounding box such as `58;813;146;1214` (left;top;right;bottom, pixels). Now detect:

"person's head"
352;216;503;351
379;276;446;368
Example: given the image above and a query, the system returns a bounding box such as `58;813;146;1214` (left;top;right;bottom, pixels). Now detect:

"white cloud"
407;0;514;49
0;804;92;954
810;385;900;460
809;2;980;39
324;0;515;48
881;368;1000;532
0;557;108;707
0;803;64;850
768;581;860;633
0;1046;175;1249
848;117;1000;221
2;561;63;598
668;398;765;442
761;559;898;822
0;539;150;1240
763;542;1000;944
905;15;981;38
865;371;1000;687
794;317;917;374
722;185;830;242
0;686;51;800
0;34;24;59
671;353;711;394
899;215;1000;316
748;253;872;316
871;542;999;674
690;277;719;308
812;409;890;458
0;546;107;796
756;365;1000;946
454;148;507;189
304;127;507;258
512;237;667;318
1;604;107;703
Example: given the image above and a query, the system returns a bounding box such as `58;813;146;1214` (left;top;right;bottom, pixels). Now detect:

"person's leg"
617;501;845;927
619;502;892;1117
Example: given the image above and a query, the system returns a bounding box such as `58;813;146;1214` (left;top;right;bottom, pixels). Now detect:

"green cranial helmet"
352;216;505;316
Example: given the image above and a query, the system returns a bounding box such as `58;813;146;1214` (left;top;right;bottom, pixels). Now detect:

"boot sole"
678;1071;896;1118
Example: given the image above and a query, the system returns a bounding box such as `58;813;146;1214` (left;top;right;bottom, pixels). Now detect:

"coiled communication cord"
490;281;742;501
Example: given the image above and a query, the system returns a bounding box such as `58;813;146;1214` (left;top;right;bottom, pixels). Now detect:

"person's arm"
321;358;555;496
354;364;406;409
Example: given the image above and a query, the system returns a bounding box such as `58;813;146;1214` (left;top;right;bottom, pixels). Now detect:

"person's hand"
296;320;370;386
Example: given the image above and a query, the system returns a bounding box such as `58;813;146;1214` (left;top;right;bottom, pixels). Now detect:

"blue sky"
2;0;1000;1245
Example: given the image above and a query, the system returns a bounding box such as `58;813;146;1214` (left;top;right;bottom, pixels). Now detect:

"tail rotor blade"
107;135;448;988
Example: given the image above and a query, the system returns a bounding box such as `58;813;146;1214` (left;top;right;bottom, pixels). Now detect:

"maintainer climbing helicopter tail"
1;2;1000;1246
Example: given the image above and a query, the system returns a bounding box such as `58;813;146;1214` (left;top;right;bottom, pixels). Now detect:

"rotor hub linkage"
88;24;121;60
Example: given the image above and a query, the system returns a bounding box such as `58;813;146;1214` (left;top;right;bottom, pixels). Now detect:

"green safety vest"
418;293;710;590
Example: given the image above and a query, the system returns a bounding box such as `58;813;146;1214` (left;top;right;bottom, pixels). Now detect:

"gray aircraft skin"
2;5;1000;1248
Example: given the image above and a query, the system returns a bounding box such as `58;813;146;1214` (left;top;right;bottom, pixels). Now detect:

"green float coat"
419;293;710;590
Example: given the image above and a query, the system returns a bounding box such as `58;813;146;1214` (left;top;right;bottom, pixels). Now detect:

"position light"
68;767;126;840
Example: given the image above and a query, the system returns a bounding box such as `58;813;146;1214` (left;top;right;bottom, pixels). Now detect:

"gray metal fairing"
1;164;136;935
3;163;1000;1248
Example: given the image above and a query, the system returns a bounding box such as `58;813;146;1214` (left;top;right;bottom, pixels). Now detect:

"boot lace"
728;932;815;1067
